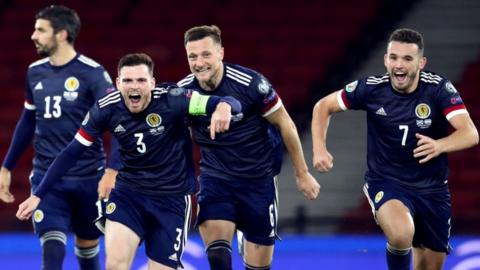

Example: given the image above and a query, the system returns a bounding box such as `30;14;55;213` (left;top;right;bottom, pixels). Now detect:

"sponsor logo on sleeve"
345;80;358;92
82;112;90;126
450;97;462;104
169;87;185;96
445;81;457;94
257;77;270;95
103;71;113;84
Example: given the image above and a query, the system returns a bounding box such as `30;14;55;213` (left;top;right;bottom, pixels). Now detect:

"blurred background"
0;0;479;269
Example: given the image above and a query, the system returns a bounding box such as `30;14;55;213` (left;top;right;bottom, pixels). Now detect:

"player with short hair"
17;53;242;270
179;25;320;270
0;5;118;270
312;28;479;270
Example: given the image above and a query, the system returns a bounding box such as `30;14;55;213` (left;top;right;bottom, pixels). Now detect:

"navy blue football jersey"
178;62;284;180
25;54;114;179
75;87;197;196
338;71;468;188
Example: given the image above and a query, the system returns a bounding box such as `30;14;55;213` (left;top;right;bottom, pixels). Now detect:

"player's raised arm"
311;90;344;173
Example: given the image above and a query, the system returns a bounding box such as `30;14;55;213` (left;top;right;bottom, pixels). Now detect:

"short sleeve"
339;78;369;111
89;67;115;101
436;80;468;121
247;74;282;117
167;87;190;117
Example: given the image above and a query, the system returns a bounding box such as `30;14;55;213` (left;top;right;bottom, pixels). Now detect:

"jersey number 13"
43;96;62;118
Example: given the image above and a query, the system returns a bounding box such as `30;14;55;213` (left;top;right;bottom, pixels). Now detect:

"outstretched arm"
188;91;242;140
414;113;478;163
266;106;320;200
16;139;87;220
0;109;35;203
311;91;343;172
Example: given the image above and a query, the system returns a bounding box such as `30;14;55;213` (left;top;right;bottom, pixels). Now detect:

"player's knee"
40;231;67;270
384;223;414;249
243;239;274;267
206;240;232;270
387;233;413;249
387;242;412;256
106;247;134;270
75;237;99;248
244;262;271;270
106;257;129;270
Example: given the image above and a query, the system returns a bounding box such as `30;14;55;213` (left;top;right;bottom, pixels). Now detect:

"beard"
200;68;221;90
35;41;58;57
390;68;419;92
205;79;217;90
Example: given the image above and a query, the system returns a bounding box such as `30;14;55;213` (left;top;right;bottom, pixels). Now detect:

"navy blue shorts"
30;172;102;240
197;175;279;246
363;181;452;253
106;185;192;269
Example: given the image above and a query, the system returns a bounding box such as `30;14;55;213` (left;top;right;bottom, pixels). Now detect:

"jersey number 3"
134;133;146;153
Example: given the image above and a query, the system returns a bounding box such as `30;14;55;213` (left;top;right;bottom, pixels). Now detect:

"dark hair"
117;53;154;76
35;5;81;44
184;25;222;46
389;28;424;54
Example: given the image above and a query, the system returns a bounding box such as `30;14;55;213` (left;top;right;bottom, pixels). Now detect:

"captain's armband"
188;91;210;115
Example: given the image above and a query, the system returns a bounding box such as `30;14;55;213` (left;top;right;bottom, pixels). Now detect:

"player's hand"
16;195;40;220
313;149;334;172
0;167;15;203
98;168;118;200
210;102;232;140
296;172;321;200
413;133;441;164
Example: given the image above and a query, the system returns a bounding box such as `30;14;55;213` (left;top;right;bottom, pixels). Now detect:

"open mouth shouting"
129;93;142;105
125;91;148;113
393;71;407;82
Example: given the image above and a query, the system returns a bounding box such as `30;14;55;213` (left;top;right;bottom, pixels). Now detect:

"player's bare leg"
377;199;414;270
413;247;446;270
75;237;98;248
147;259;176;270
242;240;273;269
199;220;236;270
105;219;140;270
